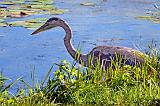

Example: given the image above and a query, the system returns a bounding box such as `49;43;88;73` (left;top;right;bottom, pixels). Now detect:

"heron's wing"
89;46;145;62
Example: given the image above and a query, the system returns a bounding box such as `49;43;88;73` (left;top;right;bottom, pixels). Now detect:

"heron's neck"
60;22;88;65
60;22;76;58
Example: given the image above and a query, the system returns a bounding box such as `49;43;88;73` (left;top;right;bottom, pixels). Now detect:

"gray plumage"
32;17;144;69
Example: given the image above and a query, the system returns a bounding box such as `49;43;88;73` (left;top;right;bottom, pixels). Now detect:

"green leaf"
2;77;22;92
26;18;47;23
7;99;14;104
41;66;53;87
0;19;5;23
8;21;26;26
137;15;160;24
0;1;15;5
8;18;47;30
0;22;7;27
137;16;152;19
0;0;66;29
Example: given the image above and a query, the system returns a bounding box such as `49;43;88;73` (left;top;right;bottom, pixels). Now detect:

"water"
0;0;160;82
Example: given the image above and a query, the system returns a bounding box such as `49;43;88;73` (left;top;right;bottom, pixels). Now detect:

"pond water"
0;0;160;82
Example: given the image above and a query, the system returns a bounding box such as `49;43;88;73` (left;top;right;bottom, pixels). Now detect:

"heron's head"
31;17;64;35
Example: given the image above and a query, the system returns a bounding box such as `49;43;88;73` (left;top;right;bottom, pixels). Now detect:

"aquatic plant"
0;0;66;29
137;3;160;24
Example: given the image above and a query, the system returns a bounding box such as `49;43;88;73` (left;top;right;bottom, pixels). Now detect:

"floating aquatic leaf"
7;11;29;18
8;9;37;15
24;23;44;30
26;0;53;4
29;4;53;10
0;0;66;29
8;21;26;26
80;2;95;6
0;19;4;22
24;18;47;30
26;18;47;23
8;18;47;30
0;0;25;5
149;18;160;24
0;1;15;5
12;0;25;4
137;15;160;24
0;22;7;27
137;16;152;19
45;9;66;15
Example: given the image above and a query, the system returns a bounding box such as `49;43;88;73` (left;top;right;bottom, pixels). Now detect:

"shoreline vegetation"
1;48;160;106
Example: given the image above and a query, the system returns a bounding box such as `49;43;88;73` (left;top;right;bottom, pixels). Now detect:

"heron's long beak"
31;23;49;35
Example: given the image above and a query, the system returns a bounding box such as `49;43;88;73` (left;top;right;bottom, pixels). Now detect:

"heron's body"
32;17;144;69
87;46;144;68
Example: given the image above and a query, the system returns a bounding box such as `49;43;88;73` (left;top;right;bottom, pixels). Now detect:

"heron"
31;17;144;69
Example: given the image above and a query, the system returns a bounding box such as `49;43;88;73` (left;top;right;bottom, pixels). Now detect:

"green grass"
1;50;160;106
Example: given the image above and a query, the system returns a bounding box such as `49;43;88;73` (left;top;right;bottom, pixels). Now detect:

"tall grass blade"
20;79;32;89
2;77;22;92
41;66;53;87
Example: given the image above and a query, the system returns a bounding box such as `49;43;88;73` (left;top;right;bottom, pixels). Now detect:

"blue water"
0;0;160;82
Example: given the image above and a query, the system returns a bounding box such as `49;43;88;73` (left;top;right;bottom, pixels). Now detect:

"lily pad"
7;11;30;18
44;9;66;15
149;18;160;24
26;18;47;23
8;9;37;15
0;22;8;27
0;1;15;5
8;18;47;30
27;0;53;4
29;4;53;10
0;0;66;29
8;21;26;26
80;2;95;6
0;19;5;22
137;15;160;24
137;16;152;19
12;0;25;4
24;23;44;30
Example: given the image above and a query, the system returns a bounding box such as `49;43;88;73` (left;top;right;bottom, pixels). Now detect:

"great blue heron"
32;17;144;69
